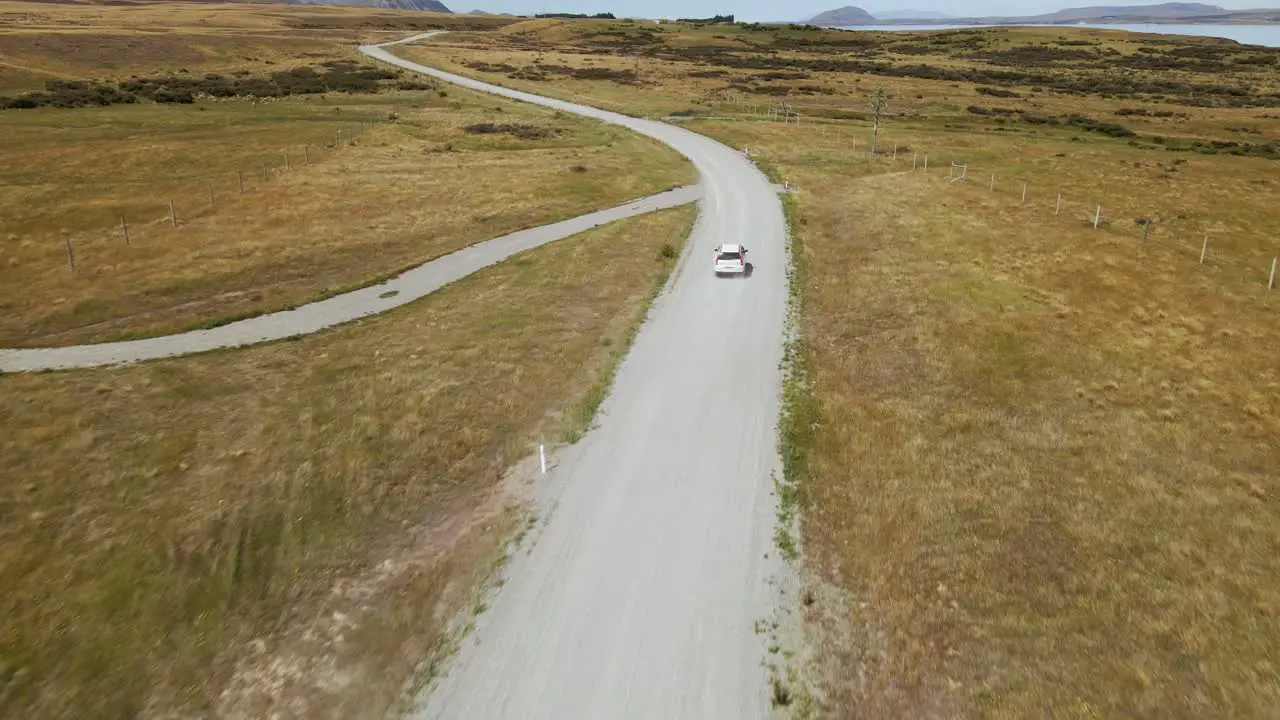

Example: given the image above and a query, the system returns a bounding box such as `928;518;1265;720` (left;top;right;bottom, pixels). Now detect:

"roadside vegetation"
0;3;691;346
0;202;696;720
410;18;1280;717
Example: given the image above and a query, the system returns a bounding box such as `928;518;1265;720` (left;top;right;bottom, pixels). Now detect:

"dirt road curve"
0;186;699;373
365;36;791;720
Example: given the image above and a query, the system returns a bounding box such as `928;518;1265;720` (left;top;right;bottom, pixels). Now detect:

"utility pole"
870;87;888;158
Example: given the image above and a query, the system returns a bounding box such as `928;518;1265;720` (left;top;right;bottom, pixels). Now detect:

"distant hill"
1025;2;1224;22
874;9;955;20
861;2;1280;26
283;0;452;12
808;6;876;25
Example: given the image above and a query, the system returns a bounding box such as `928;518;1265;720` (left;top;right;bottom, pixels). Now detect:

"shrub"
967;105;1015;116
462;122;558;140
1063;114;1135;137
976;85;1020;98
153;88;195;104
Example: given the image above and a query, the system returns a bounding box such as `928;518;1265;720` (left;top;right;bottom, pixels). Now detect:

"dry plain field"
0;2;691;346
0;5;700;719
402;19;1280;718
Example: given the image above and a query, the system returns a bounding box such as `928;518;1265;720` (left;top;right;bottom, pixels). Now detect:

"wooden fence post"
121;216;130;245
1094;205;1101;229
169;200;177;227
1200;235;1208;264
238;171;244;194
65;237;75;271
1021;181;1027;205
1055;193;1062;216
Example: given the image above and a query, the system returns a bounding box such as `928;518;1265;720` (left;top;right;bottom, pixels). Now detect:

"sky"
463;1;1278;22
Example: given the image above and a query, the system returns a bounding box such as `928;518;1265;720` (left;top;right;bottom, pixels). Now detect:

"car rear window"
718;251;742;260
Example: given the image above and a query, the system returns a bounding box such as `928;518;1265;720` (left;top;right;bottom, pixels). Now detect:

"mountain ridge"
283;0;452;12
809;2;1280;26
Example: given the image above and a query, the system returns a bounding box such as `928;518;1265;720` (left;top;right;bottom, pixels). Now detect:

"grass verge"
559;233;694;443
0;204;697;720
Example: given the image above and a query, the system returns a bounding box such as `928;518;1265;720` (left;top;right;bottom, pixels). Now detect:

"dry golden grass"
0;88;691;346
0;204;696;720
0;8;691;346
402;20;1280;142
0;0;515;90
694;95;1280;720
774;149;1280;719
420;18;1280;717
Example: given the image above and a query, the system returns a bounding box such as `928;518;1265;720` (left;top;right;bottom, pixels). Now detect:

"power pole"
870;87;888;158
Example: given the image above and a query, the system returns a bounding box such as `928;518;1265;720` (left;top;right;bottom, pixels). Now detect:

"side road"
365;35;792;720
0;185;699;373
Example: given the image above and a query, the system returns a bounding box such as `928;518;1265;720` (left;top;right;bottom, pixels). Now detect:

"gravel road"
366;36;791;720
0;186;699;373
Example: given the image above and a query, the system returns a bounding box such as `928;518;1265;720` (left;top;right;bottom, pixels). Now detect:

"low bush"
1063;114;1135;137
1;61;403;110
462;122;559;140
1116;105;1182;117
976;85;1020;98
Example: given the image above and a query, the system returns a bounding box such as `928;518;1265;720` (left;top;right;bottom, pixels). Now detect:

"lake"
823;23;1280;48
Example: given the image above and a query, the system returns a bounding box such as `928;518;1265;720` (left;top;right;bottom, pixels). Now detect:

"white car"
713;243;748;277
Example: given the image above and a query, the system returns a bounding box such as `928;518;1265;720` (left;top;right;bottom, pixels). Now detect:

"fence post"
284;151;290;171
121;216;130;245
990;174;995;191
912;151;917;169
1021;181;1027;205
1200;235;1208;264
1270;256;1277;289
892;144;897;159
169;200;177;227
1055;193;1062;216
1094;205;1101;229
304;144;310;164
238;171;244;194
923;153;928;172
65;237;75;271
208;182;215;210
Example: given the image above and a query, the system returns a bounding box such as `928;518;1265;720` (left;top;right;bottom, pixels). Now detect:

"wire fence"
734;121;1280;295
11;117;388;273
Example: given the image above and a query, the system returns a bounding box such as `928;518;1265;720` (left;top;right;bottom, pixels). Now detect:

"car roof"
717;243;743;253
